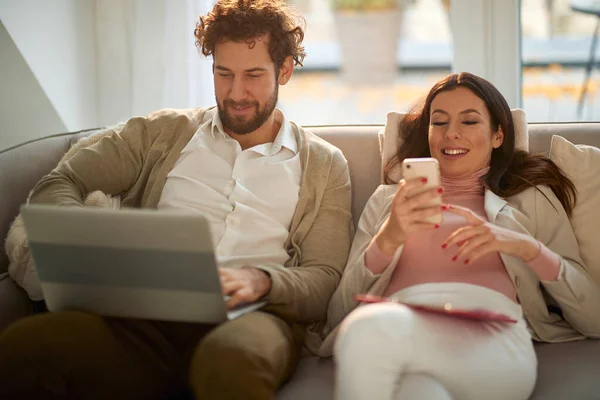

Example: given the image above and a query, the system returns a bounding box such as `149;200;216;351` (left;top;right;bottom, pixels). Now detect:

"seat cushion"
277;340;600;400
277;357;334;400
532;340;600;399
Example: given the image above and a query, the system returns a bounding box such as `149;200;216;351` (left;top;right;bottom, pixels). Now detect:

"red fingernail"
452;255;458;262
437;187;444;194
441;243;447;249
464;259;470;264
441;205;447;211
421;177;428;183
434;224;440;229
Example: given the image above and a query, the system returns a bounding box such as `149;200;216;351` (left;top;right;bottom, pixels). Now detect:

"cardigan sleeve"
532;186;600;338
29;117;153;207
254;148;354;324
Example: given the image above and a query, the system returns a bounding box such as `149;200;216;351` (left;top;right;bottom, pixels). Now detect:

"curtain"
95;0;215;127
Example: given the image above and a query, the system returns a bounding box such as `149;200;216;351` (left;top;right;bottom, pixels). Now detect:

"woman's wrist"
517;235;541;262
374;228;404;257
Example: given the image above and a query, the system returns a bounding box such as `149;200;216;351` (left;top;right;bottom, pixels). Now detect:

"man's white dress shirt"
157;108;301;268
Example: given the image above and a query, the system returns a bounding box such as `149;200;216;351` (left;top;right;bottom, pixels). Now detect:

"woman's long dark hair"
384;72;577;216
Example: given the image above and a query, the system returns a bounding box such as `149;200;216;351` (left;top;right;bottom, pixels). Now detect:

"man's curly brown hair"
195;0;306;69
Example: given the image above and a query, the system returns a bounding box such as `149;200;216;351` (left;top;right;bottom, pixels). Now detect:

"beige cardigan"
319;184;600;357
29;107;354;348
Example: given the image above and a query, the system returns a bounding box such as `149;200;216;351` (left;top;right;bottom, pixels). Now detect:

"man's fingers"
226;287;255;310
221;280;243;296
219;268;231;281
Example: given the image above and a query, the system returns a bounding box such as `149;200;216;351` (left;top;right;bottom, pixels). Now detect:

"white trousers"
334;283;537;400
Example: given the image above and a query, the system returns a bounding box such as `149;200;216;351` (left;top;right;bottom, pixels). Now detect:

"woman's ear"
492;126;504;149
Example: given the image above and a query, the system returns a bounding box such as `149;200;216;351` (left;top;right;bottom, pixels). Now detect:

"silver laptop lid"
21;204;231;323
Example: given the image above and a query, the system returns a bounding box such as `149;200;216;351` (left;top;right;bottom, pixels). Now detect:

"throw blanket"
5;131;120;301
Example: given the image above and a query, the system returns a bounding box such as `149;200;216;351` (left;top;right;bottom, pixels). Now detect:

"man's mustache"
224;99;258;109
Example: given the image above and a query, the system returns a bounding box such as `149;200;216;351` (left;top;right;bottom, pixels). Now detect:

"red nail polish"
464;259;470;264
434;224;440;229
452;255;458;262
421;177;428;183
441;205;447;211
437;187;444;194
441;243;447;249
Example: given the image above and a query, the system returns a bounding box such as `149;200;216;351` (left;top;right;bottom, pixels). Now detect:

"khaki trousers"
0;306;304;400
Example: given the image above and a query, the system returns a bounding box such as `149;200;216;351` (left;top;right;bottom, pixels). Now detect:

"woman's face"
428;87;504;179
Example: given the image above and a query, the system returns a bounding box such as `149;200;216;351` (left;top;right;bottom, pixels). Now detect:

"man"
0;1;353;399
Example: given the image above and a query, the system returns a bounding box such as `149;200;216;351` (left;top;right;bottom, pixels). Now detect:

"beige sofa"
1;122;600;399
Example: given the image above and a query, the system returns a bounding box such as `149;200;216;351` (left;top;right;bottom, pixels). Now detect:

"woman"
320;72;600;400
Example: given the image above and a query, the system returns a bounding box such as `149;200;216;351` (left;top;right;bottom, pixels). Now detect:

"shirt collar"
210;109;228;140
209;108;298;155
271;110;298;155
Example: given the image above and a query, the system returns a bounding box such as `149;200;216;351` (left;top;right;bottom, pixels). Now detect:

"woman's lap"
334;285;537;400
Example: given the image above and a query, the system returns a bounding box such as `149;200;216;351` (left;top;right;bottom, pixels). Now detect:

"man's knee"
191;311;293;372
189;312;301;398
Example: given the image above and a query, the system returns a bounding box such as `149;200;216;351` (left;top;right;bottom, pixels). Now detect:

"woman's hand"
441;204;540;264
374;177;443;256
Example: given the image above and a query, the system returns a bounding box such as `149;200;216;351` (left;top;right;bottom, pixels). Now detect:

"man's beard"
217;86;278;135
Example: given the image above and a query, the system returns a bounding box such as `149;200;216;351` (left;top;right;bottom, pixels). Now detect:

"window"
279;0;453;125
521;0;600;122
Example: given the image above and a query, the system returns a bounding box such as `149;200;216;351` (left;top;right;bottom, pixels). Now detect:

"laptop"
20;204;266;324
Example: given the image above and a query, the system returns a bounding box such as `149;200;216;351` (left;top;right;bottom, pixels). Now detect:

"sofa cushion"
380;109;528;182
276;340;600;400
528;123;600;155
549;135;600;286
309;127;382;227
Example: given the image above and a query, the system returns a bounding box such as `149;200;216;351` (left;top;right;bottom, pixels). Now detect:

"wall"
0;20;66;150
0;0;98;137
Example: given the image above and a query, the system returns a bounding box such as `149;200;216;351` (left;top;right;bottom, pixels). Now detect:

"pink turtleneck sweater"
366;168;561;302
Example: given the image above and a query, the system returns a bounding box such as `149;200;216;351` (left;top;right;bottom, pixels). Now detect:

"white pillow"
549;135;600;286
379;109;529;182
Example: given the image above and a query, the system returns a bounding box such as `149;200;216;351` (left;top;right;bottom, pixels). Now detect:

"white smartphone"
401;157;443;225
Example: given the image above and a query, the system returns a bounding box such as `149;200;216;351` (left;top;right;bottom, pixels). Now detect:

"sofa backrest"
1;123;599;274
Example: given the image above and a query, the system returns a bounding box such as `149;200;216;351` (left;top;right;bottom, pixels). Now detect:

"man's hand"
219;267;272;310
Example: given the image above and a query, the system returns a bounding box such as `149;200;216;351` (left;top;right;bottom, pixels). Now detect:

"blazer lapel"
484;189;508;224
